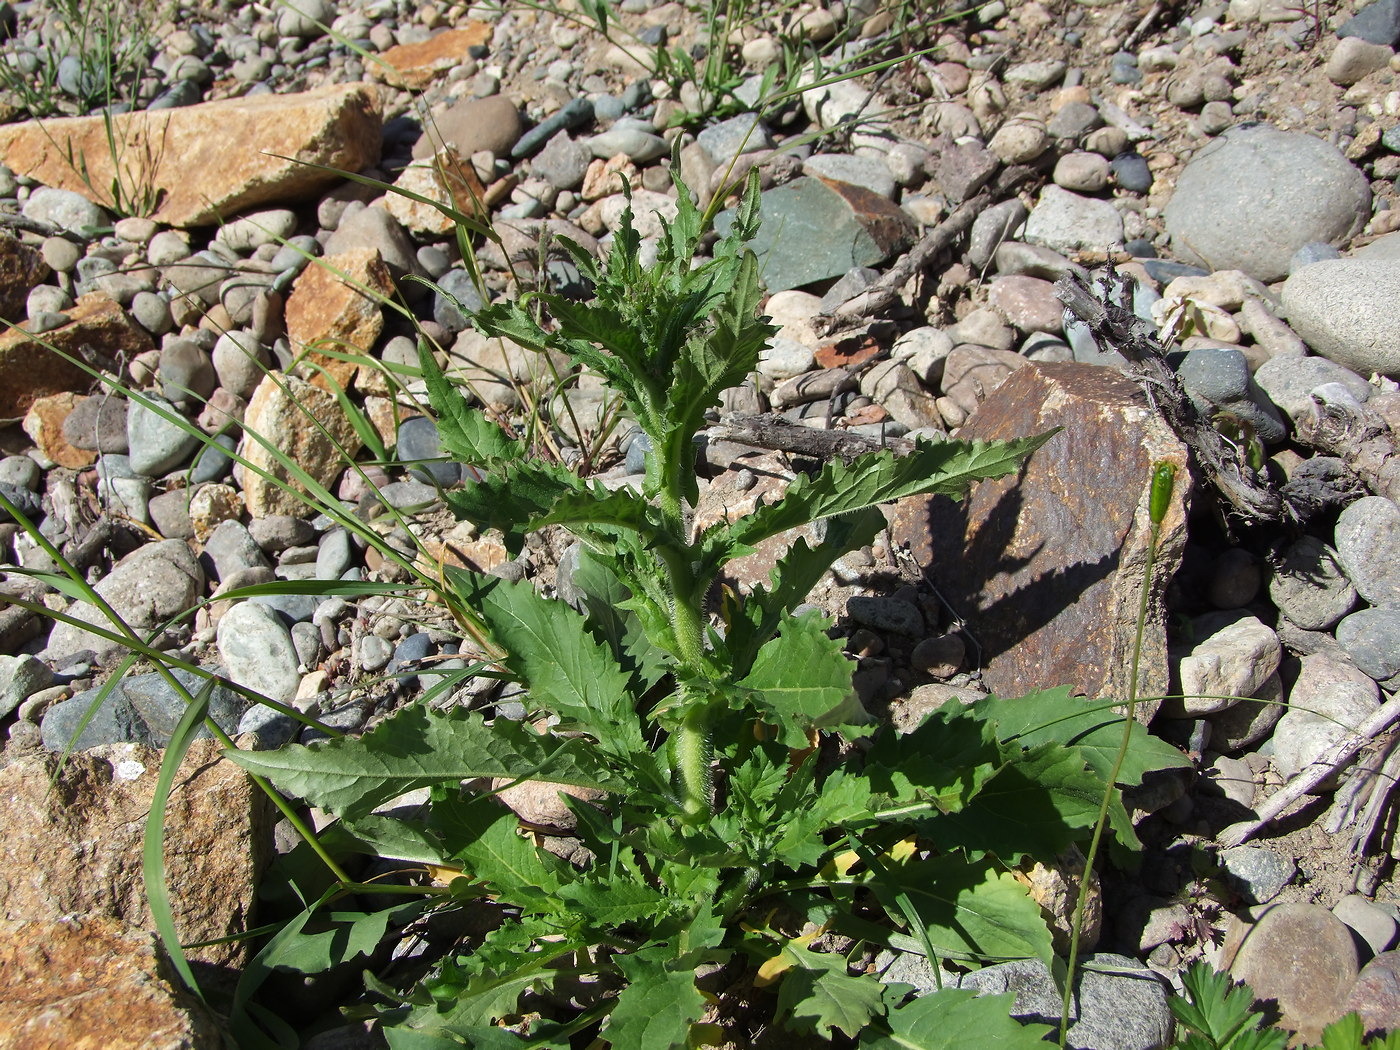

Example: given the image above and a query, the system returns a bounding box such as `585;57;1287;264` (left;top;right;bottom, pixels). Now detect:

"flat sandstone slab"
0;84;381;228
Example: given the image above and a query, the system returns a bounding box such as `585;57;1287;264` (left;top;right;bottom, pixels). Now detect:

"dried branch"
1294;384;1400;503
710;413;913;462
1219;690;1400;847
1054;268;1288;528
813;164;1035;337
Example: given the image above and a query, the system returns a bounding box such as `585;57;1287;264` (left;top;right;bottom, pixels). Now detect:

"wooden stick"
710;413;913;462
813;164;1035;336
1219;691;1400;847
1054;268;1288;528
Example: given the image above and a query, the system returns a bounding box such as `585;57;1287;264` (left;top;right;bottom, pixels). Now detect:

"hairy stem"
675;701;714;822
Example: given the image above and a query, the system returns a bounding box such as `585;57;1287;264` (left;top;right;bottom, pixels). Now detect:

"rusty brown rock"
0;293;153;418
22;391;96;469
375;24;493;91
0;84;381;228
891;362;1190;713
0;232;50;323
1226;903;1361;1044
0;741;271;968
1344;950;1400;1035
0;915;221;1050
382;149;487;236
285;248;394;391
240;372;363;517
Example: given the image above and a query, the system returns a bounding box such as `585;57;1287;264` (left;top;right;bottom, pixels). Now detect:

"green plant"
0;0;158;118
216;168;1191;1047
1169;962;1399;1050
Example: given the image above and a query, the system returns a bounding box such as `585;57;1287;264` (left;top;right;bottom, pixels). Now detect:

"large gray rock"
955;953;1173;1050
891;363;1189;714
1023;186;1125;255
1164;124;1371;282
46;539;204;661
713;176;916;292
1280;259;1400;378
1270;653;1379;780
1334;495;1400;606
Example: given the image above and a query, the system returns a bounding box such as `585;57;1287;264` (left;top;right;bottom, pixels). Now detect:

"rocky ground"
3;0;1400;1046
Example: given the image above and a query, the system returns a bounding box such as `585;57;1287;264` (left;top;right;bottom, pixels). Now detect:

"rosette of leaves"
228;170;1189;1048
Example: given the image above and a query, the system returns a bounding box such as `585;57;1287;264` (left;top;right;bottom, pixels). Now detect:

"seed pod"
1149;462;1176;525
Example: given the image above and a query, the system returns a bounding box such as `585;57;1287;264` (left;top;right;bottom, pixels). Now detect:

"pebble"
1334;894;1399;956
22;187;110;234
1164;124;1371;282
126;396;201;477
1052;151;1110;192
1334;608;1400;684
846;595;924;636
1253;354;1372;425
1334;496;1400;607
1269;535;1358;631
1270;653;1379;780
1023;185;1125;254
1280;259;1400;377
1169;614;1280;716
217;601;303;703
1219;845;1296;904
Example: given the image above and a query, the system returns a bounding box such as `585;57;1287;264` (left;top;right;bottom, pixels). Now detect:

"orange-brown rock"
0;741;271;968
0;916;221;1050
0;84;381;228
0;231;50;323
0;293;153;418
891;362;1190;714
240;372;363;517
285;247;394;390
382;148;487;237
374;24;493;91
22;390;96;468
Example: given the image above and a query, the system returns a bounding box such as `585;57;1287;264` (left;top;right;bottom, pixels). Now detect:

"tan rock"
0;741;271;968
0;231;50;323
23;391;96;469
581;153;639;202
0;915;221;1050
0;84;381;228
187;483;243;541
892;362;1190;714
241;372;363;517
285;248;394;390
0;293;153;418
375;24;493;91
381;148;486;237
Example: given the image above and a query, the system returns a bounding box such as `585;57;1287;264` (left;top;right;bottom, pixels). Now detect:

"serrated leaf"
427;794;565;905
970;687;1191;788
441;462;584;550
739;611;866;747
556;875;672;926
419;341;528;468
860;988;1054;1049
1170;963;1286;1050
567;544;668;694
773;769;875;868
606;946;707;1048
724;508;886;679
224;705;619;821
700;432;1058;575
920;743;1106;863
462;572;647;760
863;856;1054;968
771;942;885;1040
863;703;1004;819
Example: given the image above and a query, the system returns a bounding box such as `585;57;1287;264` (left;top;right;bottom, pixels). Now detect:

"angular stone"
0;741;270;967
285;248;394;390
1227;903;1360;1043
0;293;153;418
891;363;1190;712
0;231;50;323
45;539;204;662
0;916;221;1049
0;85;382;228
1169;615;1281;715
23;391;96;469
374;24;493;91
714;176;916;292
935;140;998;203
240;373;363;517
382;149;487;237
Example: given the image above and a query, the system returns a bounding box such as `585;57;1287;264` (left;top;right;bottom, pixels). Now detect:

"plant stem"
1059;463;1174;1048
676;700;714;822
